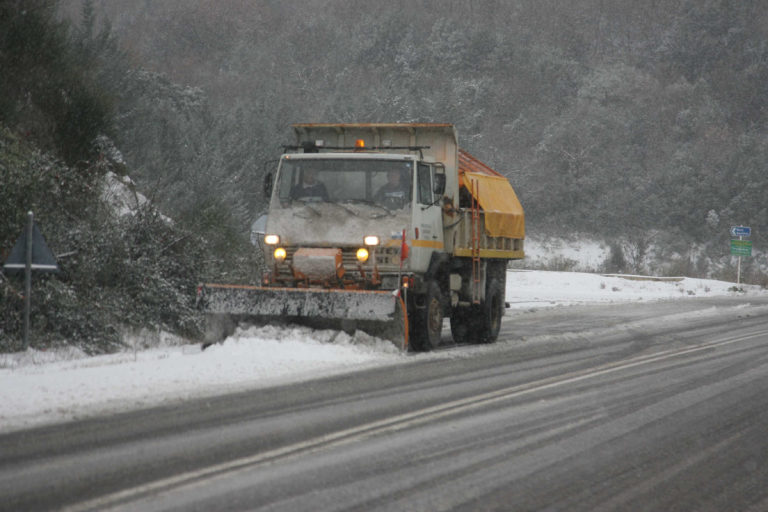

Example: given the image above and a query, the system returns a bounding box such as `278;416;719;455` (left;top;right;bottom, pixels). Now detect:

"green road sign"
731;239;752;256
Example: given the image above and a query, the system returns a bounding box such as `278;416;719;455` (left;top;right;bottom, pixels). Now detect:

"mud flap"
198;284;409;350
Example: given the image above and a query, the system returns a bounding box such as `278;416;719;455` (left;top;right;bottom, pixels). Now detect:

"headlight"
274;247;287;262
356;248;369;263
264;234;280;245
363;235;380;246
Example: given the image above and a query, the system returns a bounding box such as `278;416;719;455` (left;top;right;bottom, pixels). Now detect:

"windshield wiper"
326;201;359;217
343;199;394;217
292;198;321;217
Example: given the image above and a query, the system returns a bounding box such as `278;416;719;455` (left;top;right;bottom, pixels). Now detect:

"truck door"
410;163;445;272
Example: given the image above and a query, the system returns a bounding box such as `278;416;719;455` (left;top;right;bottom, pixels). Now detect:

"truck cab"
263;149;446;291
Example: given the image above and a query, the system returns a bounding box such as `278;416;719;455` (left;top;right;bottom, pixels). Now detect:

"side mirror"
263;173;273;199
433;173;446;196
250;214;268;246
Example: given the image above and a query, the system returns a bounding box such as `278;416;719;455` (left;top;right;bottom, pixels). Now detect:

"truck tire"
449;265;506;345
411;280;443;351
449;306;477;344
476;276;504;343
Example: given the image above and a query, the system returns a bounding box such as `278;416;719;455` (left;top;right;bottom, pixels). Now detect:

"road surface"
2;296;768;511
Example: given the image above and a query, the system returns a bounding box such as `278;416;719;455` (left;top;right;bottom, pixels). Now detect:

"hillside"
58;0;768;256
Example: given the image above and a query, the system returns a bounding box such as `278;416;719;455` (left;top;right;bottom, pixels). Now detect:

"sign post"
729;226;752;285
2;211;59;350
24;212;33;349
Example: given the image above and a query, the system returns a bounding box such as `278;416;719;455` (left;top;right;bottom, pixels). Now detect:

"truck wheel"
451;266;506;345
411;281;443;351
476;277;504;343
449;307;478;344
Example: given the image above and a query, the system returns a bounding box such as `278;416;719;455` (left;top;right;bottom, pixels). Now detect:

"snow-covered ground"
1;271;765;433
505;270;741;307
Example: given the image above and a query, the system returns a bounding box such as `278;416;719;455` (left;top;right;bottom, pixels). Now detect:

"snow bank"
505;270;757;309
0;325;403;432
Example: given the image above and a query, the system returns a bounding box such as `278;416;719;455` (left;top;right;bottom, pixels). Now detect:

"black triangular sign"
3;222;59;273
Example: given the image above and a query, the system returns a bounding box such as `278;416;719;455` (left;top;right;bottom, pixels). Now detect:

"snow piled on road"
0;326;403;432
1;271;765;433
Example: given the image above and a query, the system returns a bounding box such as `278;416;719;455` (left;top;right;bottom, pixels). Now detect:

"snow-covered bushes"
0;125;216;353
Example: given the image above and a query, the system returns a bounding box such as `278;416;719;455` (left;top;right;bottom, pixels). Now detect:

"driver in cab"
375;169;409;209
291;168;329;202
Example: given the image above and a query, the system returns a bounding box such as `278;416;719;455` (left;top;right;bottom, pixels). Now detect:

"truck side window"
417;163;433;205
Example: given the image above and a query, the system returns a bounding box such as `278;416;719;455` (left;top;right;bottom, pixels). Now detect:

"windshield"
275;158;413;210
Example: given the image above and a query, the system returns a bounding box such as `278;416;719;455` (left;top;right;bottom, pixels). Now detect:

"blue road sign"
3;221;59;273
730;226;751;237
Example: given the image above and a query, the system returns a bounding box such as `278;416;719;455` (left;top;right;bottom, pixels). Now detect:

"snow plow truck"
197;123;525;350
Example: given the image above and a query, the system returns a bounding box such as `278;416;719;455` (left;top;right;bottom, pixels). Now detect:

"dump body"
200;123;525;350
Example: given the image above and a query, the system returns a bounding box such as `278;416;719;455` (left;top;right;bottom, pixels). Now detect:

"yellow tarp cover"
459;150;525;239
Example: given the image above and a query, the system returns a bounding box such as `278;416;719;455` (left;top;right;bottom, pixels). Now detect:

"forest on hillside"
61;0;768;265
2;0;767;351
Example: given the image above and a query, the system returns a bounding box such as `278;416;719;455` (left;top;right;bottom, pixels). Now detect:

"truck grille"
270;246;401;281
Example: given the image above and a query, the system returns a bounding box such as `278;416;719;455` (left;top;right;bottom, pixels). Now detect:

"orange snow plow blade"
197;284;409;350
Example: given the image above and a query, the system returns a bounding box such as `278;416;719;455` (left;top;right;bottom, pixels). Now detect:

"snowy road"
2;294;768;511
2;270;763;433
